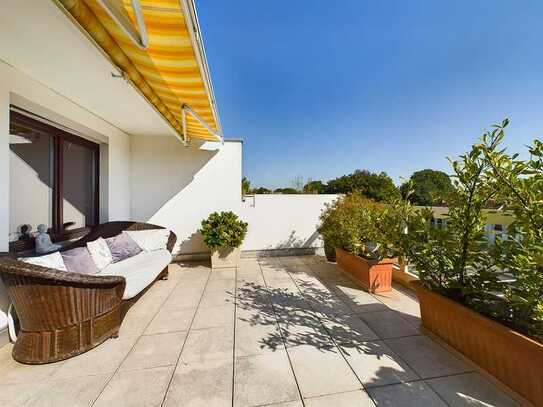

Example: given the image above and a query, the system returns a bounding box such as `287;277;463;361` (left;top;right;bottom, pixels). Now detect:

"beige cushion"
100;249;171;300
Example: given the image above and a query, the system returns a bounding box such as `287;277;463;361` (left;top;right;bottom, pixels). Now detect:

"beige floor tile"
320;314;379;345
283;264;313;275
205;278;236;293
0;382;42;406
280;257;307;267
368;381;447;407
0;345;64;385
278;318;335;352
340;340;419;388
298;255;322;265
293;276;329;292
385;335;472;379
235;322;285;356
359;310;420;339
304;390;376;407
52;335;138;379
164;358;233;407
191;304;235;329
235;304;276;328
118;307;158;337
208;267;237;281
25;373;111;407
234;352;300;407
309;262;339;274
119;332;186;371
341;292;389;314
145;306;195;335
174;272;210;286
426;372;520;407
261;268;291;282
288;347;362;398
237;276;266;291
266;401;304;407
181;326;234;362
310;298;355;318
199;288;236;308
94;366;173;407
163;288;204;309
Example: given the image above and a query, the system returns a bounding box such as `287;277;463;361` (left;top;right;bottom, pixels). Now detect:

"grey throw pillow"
61;247;99;274
106;233;142;263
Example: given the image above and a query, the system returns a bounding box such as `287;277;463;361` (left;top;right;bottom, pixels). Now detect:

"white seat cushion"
100;249;172;300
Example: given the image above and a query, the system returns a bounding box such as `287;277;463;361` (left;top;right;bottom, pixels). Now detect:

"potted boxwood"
400;120;543;406
200;211;248;269
319;194;399;293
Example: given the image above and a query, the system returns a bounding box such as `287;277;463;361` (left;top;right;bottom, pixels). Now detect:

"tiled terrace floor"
0;256;524;406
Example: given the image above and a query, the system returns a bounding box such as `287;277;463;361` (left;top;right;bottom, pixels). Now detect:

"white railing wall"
240;194;339;253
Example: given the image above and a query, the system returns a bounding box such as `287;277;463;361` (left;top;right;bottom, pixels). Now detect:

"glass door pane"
62;140;97;230
9;122;54;242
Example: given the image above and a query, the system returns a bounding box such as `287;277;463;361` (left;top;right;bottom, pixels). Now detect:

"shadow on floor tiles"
235;267;423;389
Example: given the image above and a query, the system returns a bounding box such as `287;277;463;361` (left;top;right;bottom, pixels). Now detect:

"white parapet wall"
130;136;339;257
240;194;339;255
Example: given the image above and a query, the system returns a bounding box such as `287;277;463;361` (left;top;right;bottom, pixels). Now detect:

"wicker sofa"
0;221;177;364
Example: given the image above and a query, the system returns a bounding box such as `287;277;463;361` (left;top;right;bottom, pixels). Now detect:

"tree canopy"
325;170;399;202
242;177;251;195
400;169;452;206
274;187;299;194
303;180;326;194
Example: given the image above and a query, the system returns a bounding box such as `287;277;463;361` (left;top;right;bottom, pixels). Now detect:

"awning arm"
97;0;149;49
181;103;224;144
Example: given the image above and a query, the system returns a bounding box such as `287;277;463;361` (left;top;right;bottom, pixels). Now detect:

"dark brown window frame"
9;109;100;251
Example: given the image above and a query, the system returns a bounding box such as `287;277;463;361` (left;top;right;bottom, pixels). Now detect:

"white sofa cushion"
100;249;172;300
87;237;113;270
124;229;170;252
20;251;67;271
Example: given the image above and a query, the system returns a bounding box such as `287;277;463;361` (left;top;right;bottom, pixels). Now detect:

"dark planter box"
335;248;394;293
413;281;543;406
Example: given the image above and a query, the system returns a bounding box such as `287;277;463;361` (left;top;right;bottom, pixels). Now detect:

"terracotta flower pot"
413;281;543;406
335;248;394;293
323;241;336;262
211;247;241;269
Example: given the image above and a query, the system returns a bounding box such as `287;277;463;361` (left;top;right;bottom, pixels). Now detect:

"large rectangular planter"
413;281;543;406
335;248;394;293
211;247;241;269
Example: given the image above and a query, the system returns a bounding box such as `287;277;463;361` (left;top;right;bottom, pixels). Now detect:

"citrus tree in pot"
200;211;248;269
400;120;543;406
319;194;400;293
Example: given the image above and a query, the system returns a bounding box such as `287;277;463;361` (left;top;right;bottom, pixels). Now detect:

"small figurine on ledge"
18;224;33;241
35;224;61;254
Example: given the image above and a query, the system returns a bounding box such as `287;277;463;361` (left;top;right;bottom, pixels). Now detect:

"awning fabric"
58;0;222;142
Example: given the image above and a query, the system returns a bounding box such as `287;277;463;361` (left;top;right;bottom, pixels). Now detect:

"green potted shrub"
200;211;248;269
400;120;543;406
319;194;399;292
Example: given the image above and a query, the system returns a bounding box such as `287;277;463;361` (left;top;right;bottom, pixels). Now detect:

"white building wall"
130;137;243;253
240;195;338;252
130;137;337;256
0;61;132;334
0;79;10;335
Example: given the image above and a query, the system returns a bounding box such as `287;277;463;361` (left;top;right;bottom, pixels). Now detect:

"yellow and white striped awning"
57;0;222;142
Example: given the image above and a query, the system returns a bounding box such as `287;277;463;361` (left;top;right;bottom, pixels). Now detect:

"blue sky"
197;1;543;189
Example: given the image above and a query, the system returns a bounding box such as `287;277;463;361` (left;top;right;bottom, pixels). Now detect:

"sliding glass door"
9;110;99;246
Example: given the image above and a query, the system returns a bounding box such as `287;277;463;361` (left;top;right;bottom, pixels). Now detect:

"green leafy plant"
318;194;398;261
400;119;542;342
480;134;543;339
200;211;248;250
